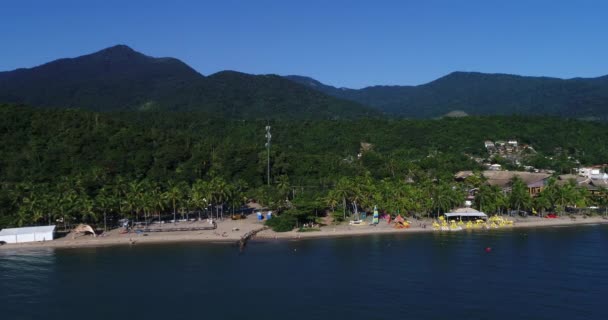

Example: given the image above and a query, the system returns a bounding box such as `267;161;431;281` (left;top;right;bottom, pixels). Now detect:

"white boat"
349;220;366;226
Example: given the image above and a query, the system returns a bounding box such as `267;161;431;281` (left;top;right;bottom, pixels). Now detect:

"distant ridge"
0;45;377;119
285;71;608;119
2;44;608;119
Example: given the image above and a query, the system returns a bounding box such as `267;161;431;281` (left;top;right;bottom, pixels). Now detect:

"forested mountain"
4;44;608;120
4;103;608;188
285;72;608;119
0;45;376;119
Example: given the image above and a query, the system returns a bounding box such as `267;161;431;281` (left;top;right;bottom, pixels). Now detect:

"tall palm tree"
333;177;354;220
164;181;183;224
149;186;165;226
210;177;229;220
475;185;504;214
276;175;291;201
596;187;608;217
509;177;532;214
78;195;97;224
95;187;113;231
125;180;144;223
430;182;461;216
59;190;78;231
191;179;209;221
323;190;339;220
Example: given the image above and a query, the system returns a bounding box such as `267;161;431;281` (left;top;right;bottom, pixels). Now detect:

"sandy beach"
1;214;607;250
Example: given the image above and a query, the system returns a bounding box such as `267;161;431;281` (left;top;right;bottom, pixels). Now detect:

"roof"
590;179;608;188
455;170;551;187
557;174;589;186
445;208;488;218
451;208;481;213
445;212;488;218
0;225;56;236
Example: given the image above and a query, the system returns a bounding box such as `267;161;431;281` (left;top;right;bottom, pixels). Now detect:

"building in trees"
455;170;551;196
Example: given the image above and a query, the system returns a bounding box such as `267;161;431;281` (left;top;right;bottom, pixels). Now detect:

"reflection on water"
0;225;607;320
0;248;56;312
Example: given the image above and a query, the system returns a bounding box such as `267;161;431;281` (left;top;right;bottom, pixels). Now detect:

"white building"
0;225;56;244
578;167;608;180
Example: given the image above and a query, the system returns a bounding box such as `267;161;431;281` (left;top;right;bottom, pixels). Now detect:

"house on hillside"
578;166;608;180
455;170;551;196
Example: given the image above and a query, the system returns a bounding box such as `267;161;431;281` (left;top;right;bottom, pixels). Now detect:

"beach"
1;214;607;250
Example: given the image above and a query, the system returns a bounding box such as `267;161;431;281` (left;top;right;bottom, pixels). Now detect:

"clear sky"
2;0;607;88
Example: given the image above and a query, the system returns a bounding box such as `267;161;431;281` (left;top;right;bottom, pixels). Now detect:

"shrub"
265;214;297;232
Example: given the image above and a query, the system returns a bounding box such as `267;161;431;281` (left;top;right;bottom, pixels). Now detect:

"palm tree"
276;175;291;202
59;190;78;231
152;186;165;225
333;177;354;220
596;187;608;217
323;190;339;220
14;206;30;227
164;181;183;224
430;182;461;217
78;195;97;224
509;177;532;215
475;185;504;214
140;180;156;226
125;180;144;223
191;179;209;221
210;177;229;220
95;187;113;231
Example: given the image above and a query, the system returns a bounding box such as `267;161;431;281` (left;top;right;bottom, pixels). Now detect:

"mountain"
0;45;377;119
285;72;608;119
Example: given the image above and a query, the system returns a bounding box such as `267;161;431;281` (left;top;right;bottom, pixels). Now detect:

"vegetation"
287;72;608;119
0;45;377;119
3;104;608;230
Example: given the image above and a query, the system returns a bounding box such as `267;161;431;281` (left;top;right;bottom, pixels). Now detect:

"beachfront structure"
444;208;488;221
558;174;608;196
577;167;608;180
0;225;55;244
455;170;551;196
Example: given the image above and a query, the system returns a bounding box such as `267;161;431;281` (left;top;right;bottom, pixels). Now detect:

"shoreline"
1;216;607;251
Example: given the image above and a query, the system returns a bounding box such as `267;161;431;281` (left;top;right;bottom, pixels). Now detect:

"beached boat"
349;220;367;226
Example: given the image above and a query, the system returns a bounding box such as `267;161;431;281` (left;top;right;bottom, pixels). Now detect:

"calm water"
1;225;608;320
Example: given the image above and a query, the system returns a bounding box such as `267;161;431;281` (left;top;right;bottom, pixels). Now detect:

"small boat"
349;220;367;226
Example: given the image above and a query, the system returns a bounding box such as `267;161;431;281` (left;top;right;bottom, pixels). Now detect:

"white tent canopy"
0;225;56;244
445;208;488;220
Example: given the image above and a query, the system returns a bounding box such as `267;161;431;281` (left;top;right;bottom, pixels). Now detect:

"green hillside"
4;104;608;228
0;45;377;119
286;72;608;119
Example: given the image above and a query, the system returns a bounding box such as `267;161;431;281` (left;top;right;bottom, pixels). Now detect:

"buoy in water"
485;247;492;253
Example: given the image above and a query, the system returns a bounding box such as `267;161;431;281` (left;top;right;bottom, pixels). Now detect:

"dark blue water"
1;225;608;320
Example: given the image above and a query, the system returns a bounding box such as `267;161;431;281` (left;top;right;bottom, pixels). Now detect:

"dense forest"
287;72;608;119
2;104;608;230
3;44;608;121
0;45;376;119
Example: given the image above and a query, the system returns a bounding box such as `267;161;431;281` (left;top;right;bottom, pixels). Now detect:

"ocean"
1;225;607;319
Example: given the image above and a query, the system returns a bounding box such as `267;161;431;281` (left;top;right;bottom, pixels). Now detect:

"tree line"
3;104;608;230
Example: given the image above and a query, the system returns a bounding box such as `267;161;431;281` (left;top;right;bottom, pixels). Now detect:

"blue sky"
1;0;607;88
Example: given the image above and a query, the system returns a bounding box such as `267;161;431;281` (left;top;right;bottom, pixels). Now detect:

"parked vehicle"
545;213;557;219
508;210;528;217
